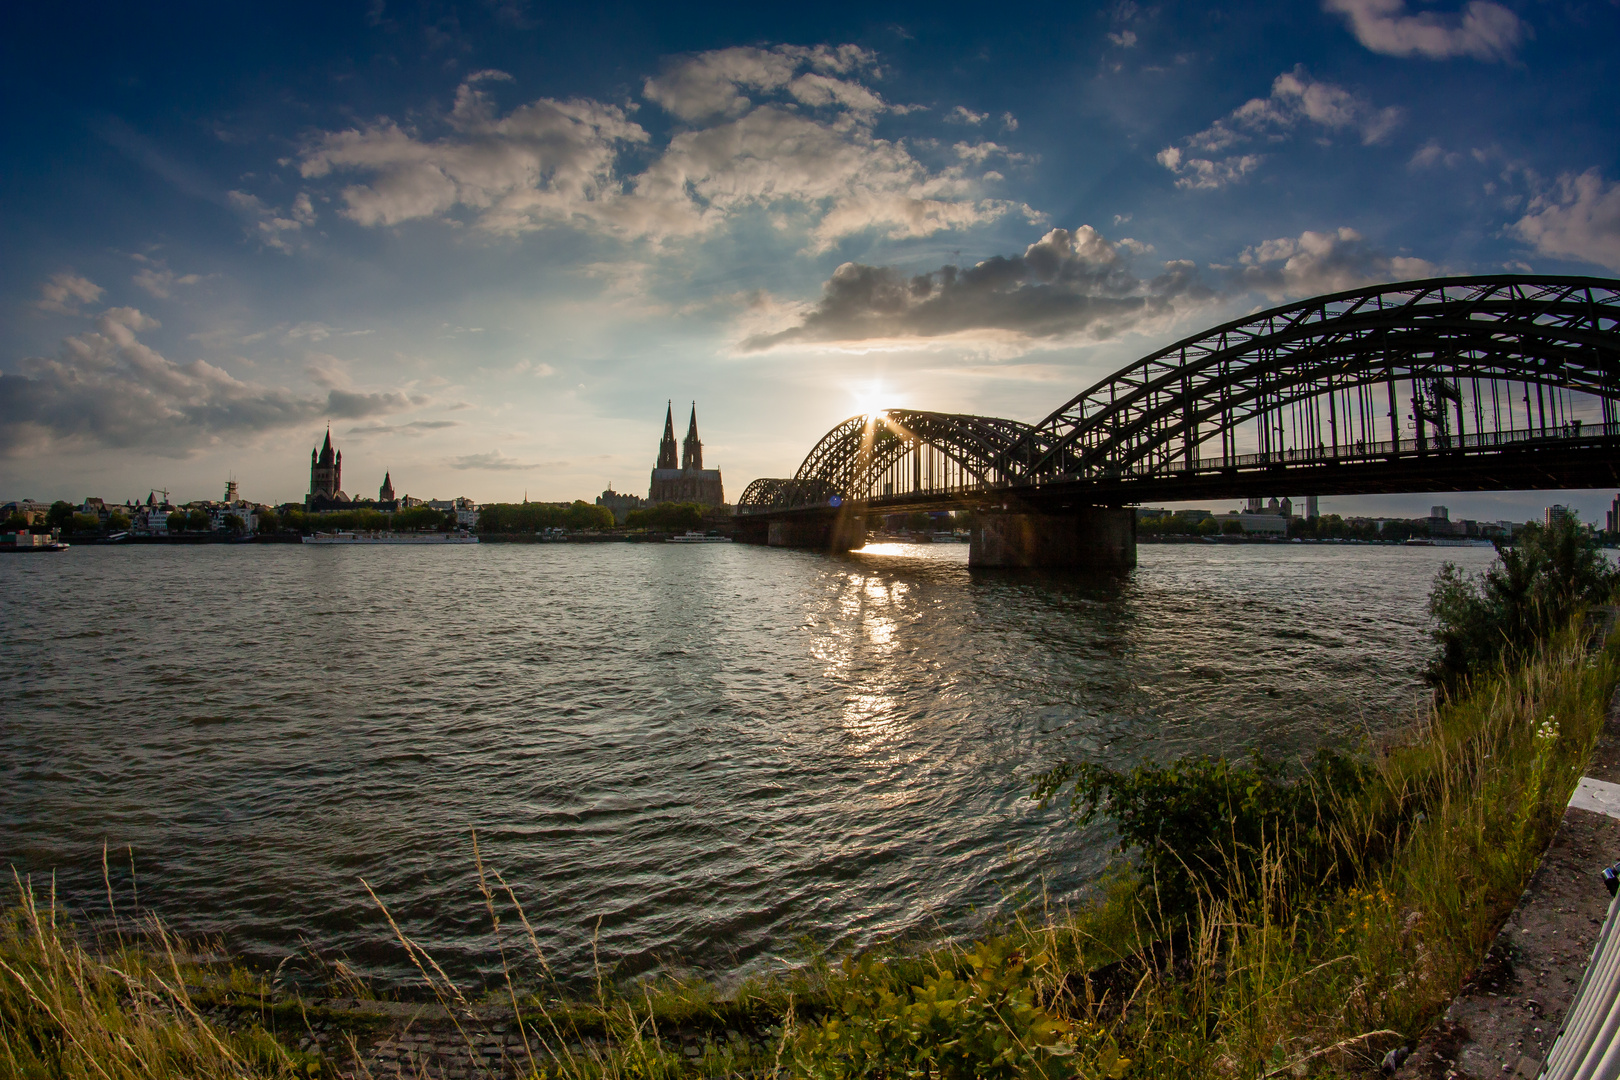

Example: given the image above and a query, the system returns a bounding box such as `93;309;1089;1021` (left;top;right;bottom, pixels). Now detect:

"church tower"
379;471;395;502
309;428;342;499
656;402;679;469
681;403;703;471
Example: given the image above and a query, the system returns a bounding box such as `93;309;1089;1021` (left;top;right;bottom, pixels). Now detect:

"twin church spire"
649;400;724;507
657;401;703;472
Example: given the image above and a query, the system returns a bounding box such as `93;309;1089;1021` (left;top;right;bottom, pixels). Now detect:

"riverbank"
6;614;1615;1078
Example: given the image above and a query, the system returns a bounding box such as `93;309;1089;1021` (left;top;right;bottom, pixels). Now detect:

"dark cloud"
0;308;425;457
742;226;1210;350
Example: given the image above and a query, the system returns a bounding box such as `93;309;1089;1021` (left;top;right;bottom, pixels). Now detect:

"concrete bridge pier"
969;508;1136;570
765;513;867;551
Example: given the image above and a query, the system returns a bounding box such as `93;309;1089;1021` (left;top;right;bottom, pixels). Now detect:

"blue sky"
3;0;1618;521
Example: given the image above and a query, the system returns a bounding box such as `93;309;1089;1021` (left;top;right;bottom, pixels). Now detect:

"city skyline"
2;0;1617;521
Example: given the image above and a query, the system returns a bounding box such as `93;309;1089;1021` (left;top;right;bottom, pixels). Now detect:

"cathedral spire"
656;401;679;470
681;402;703;471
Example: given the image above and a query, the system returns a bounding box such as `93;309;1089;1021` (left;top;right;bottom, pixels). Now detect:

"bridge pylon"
969;507;1136;570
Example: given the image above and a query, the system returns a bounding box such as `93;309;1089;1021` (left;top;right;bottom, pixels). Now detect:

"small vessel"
3;532;68;553
665;531;732;544
302;530;478;545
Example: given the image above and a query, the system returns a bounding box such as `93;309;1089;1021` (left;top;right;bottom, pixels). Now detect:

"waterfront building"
597;484;647;524
0;499;52;525
1607;494;1620;534
380;472;395;502
426;497;478;526
1305;495;1320;520
133;491;173;536
648;402;725;507
1546;504;1579;528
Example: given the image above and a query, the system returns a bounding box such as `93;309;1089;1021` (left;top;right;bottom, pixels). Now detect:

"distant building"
426;497;478;526
1608;494;1620;534
1428;505;1466;537
1238;513;1287;534
380;472;395;502
597;485;647;524
1547;504;1579;528
648;402;724;507
1304;495;1319;520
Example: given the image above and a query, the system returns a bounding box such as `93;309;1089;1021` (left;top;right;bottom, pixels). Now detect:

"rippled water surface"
0;541;1496;986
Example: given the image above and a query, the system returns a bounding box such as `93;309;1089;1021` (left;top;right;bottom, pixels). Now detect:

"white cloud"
1158;67;1402;190
1408;140;1463;170
643;44;878;122
227;190;308;251
742;225;1210;351
1512;169;1620;273
1237;226;1437;300
131;261;202;299
35;272;104;315
1324;0;1524;61
946;106;987;125
1107;29;1138;47
0;308;424;456
294;56;1021;251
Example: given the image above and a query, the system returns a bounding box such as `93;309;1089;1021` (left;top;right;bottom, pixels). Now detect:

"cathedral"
649;403;724;507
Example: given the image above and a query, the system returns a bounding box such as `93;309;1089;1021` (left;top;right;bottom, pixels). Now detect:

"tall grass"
0;872;302;1080
3;622;1610;1079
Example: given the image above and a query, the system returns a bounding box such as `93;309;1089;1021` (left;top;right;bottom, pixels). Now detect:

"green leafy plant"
793;939;1127;1079
1032;750;1369;923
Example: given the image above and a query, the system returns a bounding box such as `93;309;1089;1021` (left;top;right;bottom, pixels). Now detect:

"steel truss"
737;276;1620;513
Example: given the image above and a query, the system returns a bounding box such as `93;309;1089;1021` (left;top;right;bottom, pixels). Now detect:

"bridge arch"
737;410;1038;512
998;276;1620;483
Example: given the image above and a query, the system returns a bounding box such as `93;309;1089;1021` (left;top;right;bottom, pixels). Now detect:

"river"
0;540;1496;989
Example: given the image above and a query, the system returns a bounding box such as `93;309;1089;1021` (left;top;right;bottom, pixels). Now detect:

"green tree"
256;508;280;534
626;502;704;531
1220;518;1243;535
46;501;74;531
222;514;245;535
167;510;188;533
69;513;101;536
186;508;210;532
1427;514;1618;689
5;512;29;532
105;511;130;532
392;505;447;531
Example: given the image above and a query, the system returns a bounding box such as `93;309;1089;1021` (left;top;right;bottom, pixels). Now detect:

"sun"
848;381;893;419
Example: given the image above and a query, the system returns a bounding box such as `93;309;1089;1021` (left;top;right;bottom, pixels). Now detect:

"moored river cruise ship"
301;531;478;545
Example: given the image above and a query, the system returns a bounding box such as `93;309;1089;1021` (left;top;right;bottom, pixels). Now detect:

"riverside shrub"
1426;515;1617;688
793;940;1127;1080
1032;749;1369;923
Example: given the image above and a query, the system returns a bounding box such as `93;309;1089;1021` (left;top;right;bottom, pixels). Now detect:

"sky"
2;0;1618;521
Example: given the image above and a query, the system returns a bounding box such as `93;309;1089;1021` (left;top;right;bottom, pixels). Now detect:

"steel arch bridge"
736;275;1620;515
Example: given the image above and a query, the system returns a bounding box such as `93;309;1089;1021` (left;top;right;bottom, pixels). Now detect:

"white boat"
665;531;732;544
302;530;478;545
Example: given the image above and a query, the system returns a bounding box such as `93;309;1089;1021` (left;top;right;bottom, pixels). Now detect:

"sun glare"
849;382;893;419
